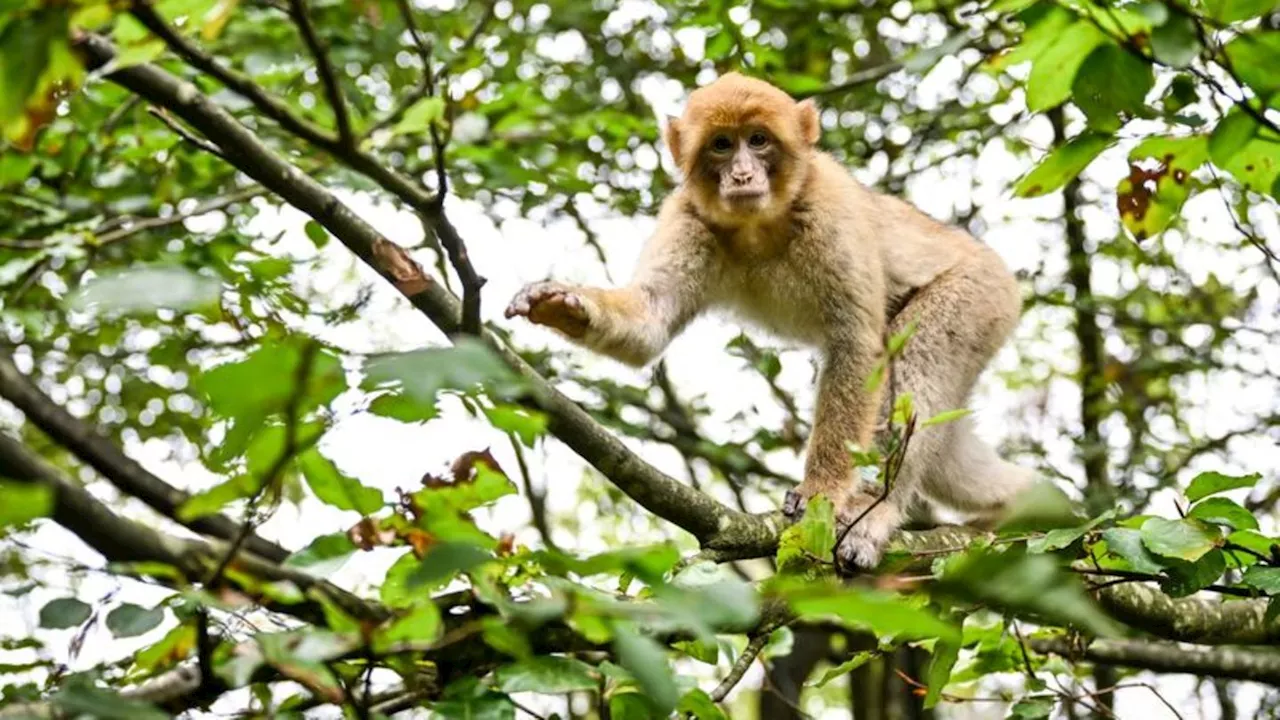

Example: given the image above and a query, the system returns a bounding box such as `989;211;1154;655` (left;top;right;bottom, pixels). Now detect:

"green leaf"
134;622;196;673
1117;134;1209;240
1188;497;1258;531
67;266;222;316
407;541;492;589
283;532;357;577
379;602;441;645
431;680;516;720
39;597;92;629
1210;110;1260;167
393;96;445;135
494;656;598;693
1027;511;1113;554
1227;529;1280;558
1150;16;1201;68
676;688;728;720
1220;128;1280;198
937;549;1120;637
997;480;1082;533
1161;550;1226;598
362;339;524;420
53;675;167;720
808;652;873;688
1014;132;1112;197
924;635;961;708
920;408;973;428
783;581;959;642
1072;44;1153;131
483;405;547;446
482;617;533;659
1008;696;1057;720
1223;33;1280;101
776;494;836;574
105;603;164;638
1206;0;1280;24
0;481;51;527
303;220;330;248
987;5;1075;72
612;624;678;714
1186;471;1261;502
1100;527;1166;574
297;447;384;515
665;561;760;633
177;475;256;521
196;339;345;428
1140;517;1220;561
1241;565;1280;594
673;638;719;665
1026;22;1107;111
0;8;74;148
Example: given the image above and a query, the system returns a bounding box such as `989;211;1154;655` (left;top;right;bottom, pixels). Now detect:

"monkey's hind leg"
834;254;1022;569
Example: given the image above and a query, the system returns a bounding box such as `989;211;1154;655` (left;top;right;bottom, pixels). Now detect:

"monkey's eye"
748;132;770;148
710;135;733;153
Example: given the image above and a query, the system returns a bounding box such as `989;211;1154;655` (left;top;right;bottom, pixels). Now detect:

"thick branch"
0;432;385;626
0;350;288;563
1096;582;1280;646
72;34;739;545
1031;637;1280;686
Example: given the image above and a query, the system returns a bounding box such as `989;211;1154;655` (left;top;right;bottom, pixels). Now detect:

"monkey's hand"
505;281;592;339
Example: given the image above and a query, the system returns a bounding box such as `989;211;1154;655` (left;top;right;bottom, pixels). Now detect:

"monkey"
504;72;1034;569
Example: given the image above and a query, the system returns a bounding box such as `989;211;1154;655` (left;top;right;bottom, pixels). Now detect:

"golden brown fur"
506;72;1033;567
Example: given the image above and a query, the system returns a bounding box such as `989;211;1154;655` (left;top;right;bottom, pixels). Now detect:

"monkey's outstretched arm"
506;208;713;367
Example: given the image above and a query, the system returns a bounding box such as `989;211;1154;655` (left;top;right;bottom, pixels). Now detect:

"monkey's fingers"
505;282;564;319
528;293;590;337
782;489;807;519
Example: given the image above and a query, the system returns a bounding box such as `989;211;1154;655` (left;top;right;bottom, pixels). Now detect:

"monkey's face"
700;128;777;214
666;74;821;228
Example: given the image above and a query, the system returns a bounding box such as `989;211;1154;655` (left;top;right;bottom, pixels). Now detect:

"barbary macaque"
505;73;1033;568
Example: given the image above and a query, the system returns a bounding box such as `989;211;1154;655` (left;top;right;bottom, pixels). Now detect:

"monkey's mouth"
720;185;770;204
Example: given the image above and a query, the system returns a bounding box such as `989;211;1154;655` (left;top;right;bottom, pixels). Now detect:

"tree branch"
1031;637;1280;686
0;350;288;563
0;432;385;625
127;0;438;217
286;0;352;145
1096;582;1280;646
72;32;745;547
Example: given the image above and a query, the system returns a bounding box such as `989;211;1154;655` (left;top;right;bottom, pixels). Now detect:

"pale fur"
507;75;1033;568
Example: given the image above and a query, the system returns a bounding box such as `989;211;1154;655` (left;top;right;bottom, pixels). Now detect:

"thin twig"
432;208;486;334
205;343;319;586
148;106;223;157
97;187;265;246
710;634;768;702
287;0;353;145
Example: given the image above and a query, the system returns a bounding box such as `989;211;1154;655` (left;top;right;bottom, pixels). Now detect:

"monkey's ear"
664;116;684;167
796;99;821;145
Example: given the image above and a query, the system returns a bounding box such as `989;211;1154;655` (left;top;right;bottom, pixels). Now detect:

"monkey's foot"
833;498;899;572
505;281;591;338
833;526;885;570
